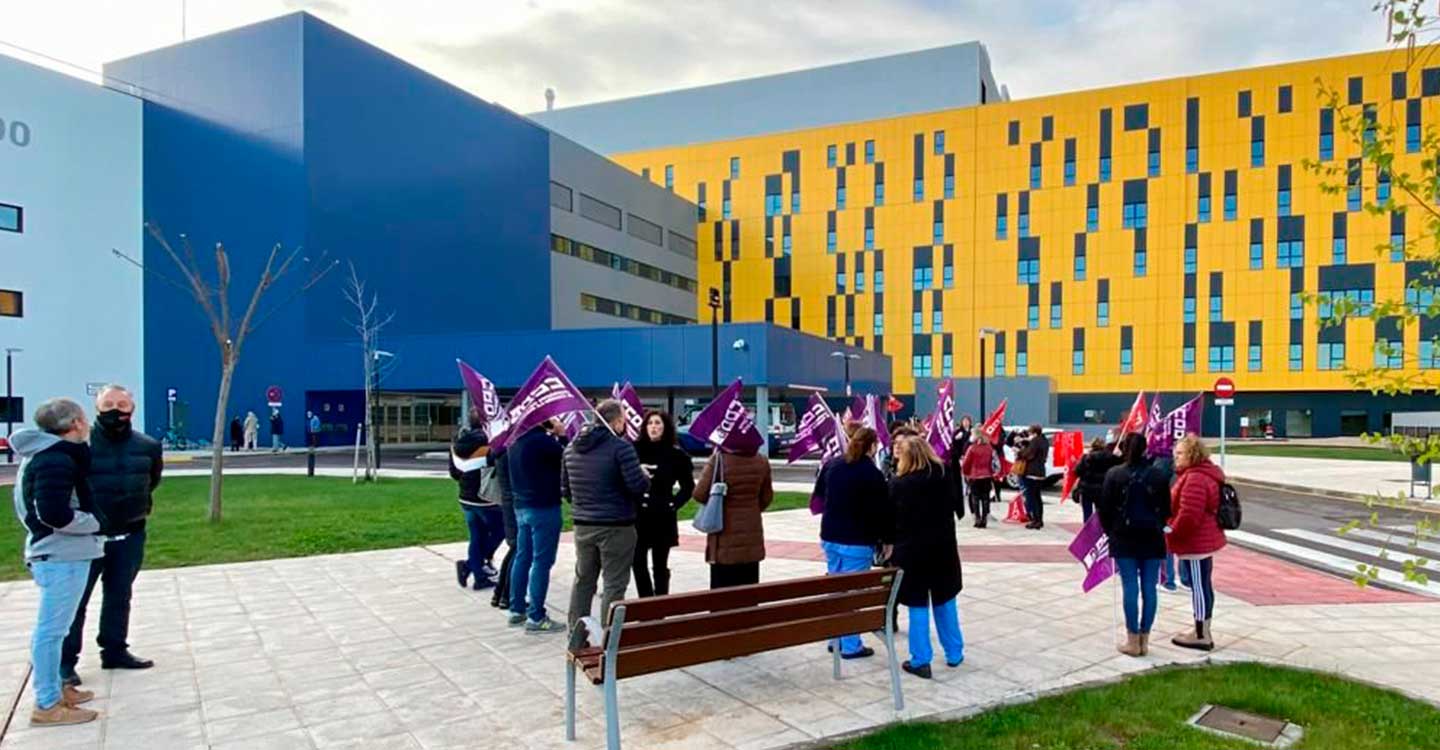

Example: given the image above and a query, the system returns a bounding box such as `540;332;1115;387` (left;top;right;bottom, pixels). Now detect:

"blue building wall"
107;13;553;438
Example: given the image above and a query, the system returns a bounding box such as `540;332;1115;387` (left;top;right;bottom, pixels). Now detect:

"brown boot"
31;701;98;727
63;685;95;706
1118;632;1143;657
1138;632;1150;656
1172;620;1214;651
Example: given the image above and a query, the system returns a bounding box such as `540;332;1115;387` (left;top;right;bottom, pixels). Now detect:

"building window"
1210;294;1223;320
1408;122;1422;153
1347;159;1362;211
1291;292;1304;320
1018;211;1030;238
913;179;924;202
722;199;732;219
1318;342;1346;371
1072;350;1085;375
1017;351;1029;375
549;182;573;211
1248;344;1262;371
932;221;944;244
1016;258;1039;284
943;263;954;289
1027;304;1039;329
1184;296;1197;323
1183;347;1196;373
697;201;707;222
1378;168;1392;204
1421;340;1440;368
782;234;792;256
836;186;847;210
1120;347;1133;374
791;192;800;213
1278;186;1292;217
943;174;955;199
873;312;884;333
1075;253;1087;281
854;271;865;292
864;140;875;164
0;203;20;233
1122;199;1147;229
1198;195;1211;223
1333;237;1347;265
1289;343;1303;371
996;214;1008;240
765;193;782;217
1100;156;1112;182
995;351;1007;376
911;355;934;378
1364;104;1377;145
874;182;885;206
1318;289;1375;319
864;226;874;250
1030;164;1042;189
934;130;946;154
1086;204;1099;232
1408;285;1435;314
827;231;837;253
1185;244;1198;274
835;272;847;293
1186;147;1198;174
874;270;885;293
1208;345;1236;372
579;293;695;325
729;157;741;179
1064;159;1076;186
1223;193;1237;221
1278;239;1304;268
827;145;837;167
933;309;944;331
1392;232;1406;261
1250;239;1264;270
0;289;22;317
1320;127;1334;161
942;354;953;376
664;165;674;189
552;234;699;293
912;266;933;290
1050;301;1062;329
1097;300;1110;327
1251;131;1265;167
1134;249;1147;277
913;311;923;333
1376;338;1403;369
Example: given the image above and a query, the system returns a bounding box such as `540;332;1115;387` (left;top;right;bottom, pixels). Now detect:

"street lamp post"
977;328;999;420
708;288;721;397
830;351;861;397
4;348;19;464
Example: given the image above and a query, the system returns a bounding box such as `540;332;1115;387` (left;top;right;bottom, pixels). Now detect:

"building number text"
0;117;32;148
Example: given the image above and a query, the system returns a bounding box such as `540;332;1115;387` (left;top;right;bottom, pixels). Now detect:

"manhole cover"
1187;705;1303;747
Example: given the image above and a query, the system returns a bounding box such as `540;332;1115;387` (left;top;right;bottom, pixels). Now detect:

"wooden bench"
564;568;905;749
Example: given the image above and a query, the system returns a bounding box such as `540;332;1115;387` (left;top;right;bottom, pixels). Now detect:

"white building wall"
0;54;145;434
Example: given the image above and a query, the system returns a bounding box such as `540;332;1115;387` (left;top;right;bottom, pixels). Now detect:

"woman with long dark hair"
1098;432;1170;656
815;426;891;659
889;436;965;679
632;410;695;597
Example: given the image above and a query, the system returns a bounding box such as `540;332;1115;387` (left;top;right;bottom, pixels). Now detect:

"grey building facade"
530;42;1004;154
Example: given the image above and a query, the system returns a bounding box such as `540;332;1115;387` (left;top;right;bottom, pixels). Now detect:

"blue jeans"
30;560;91;709
821;541;873;655
510;505;562;623
1115;557;1162;634
907;596;964;668
464;507;505;576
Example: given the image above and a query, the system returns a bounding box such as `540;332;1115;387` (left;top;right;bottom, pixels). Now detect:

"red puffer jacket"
1167;459;1227;557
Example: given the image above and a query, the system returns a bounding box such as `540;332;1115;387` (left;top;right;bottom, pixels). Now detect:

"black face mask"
98;409;133;439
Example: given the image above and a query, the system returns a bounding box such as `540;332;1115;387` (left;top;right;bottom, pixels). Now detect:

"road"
2;447;1434;596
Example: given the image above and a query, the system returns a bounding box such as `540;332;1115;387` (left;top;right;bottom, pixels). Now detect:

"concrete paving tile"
206;706;303;745
304;711;408;747
213;728;315;750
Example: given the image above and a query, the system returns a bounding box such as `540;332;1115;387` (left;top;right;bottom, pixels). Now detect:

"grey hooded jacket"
11;429;106;563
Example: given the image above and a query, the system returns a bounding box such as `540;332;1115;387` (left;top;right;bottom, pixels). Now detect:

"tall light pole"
830;351;861;397
708;288;721;397
4;348;19;464
978;328;999;420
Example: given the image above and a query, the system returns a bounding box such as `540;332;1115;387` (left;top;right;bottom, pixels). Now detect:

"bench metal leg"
565;658;577;742
885;570;906;712
832;638;842;680
603;676;621;750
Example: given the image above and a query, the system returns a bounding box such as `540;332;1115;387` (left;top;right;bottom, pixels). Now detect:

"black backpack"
1122;466;1163;530
1217;482;1242;530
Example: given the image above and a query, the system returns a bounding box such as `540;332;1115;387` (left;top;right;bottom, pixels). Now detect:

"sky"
0;0;1391;113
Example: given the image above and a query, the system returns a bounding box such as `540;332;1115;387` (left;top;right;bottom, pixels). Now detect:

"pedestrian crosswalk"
1229;525;1439;598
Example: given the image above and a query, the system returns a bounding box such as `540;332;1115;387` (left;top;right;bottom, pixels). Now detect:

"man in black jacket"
563;400;649;629
450;411;501;590
506;419;567;634
62;385;161;685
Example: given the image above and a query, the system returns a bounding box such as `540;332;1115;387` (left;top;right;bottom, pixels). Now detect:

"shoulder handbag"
692;452;727;534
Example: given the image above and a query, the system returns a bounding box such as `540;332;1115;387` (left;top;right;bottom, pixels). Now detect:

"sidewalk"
1218;453;1430;502
3;498;1437;750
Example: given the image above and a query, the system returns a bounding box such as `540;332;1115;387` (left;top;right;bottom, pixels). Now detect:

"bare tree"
115;224;336;522
341;262;396;481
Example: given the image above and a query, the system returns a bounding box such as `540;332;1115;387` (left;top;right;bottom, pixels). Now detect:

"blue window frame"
864;226;874;249
1186;147;1198;173
1210;295;1223;320
874;183;885;206
1318;342;1346;371
1100;157;1112;182
996;214;1008;240
664;165;674;189
782;234;792;256
912;266;934;290
1223;194;1237;221
942;354;953;377
1185;245;1198;274
1064;159;1076;186
1378;170;1392;204
1320;132;1334;161
864;140;875;164
1250;138;1264;167
1097;301;1110;327
697;200;707;222
1017;351;1029;375
1183;347;1196;373
1018;212;1030;238
933;309;944;330
1248;344;1262;371
1277;188;1291;216
1086;205;1099;232
1050;303;1061;329
1332;237;1347;264
729;157;740;179
1133;249;1147;277
1183;297;1196;323
1421;340;1440;368
911;355;934;378
1289;343;1303;371
722;199;732;219
1392;232;1406;261
791;191;800;213
826;231;836;253
873;312;884;333
854;271;864;292
1072;350;1085;375
874;270;885;293
1198;195;1211;223
1120;348;1134;374
827;145;837;167
1278;240;1304;268
1208;345;1235;372
835;272;847;293
1122;200;1148;229
1375;338;1402;369
765;194;782;217
1016;258;1039;284
1030;164;1042;189
934;130;945;154
1148;150;1160;177
1290;292;1304;319
1027;304;1039;329
912;311;923;333
1074;253;1087;281
943;174;955;199
943;264;954;289
913;179;924;202
836;186;846;209
1250;240;1264;270
932;221;944;244
995;351;1007;376
1408;123;1422;153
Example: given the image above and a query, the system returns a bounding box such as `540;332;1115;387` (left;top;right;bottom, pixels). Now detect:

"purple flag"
925;380;955;461
1143;395;1164;457
559;410;584;441
848;394;892;449
611;382;645;441
456;359;509;439
1067;513;1115;592
789;394;847;464
690;379;765;454
489;356;593;451
1148;394;1202;458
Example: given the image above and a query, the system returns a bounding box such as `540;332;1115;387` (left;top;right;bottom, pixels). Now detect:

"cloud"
282;0;351;16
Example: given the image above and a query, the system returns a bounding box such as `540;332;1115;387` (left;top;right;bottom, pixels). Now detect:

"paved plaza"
2;495;1439;750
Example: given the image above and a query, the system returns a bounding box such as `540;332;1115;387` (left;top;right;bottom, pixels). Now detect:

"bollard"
307;445;316;477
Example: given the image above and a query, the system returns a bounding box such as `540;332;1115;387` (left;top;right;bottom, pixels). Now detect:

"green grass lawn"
837;663;1440;750
1223;444;1406;462
1;475;810;582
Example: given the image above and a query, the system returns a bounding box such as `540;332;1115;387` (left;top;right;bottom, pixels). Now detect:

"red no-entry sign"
1213;377;1236;400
